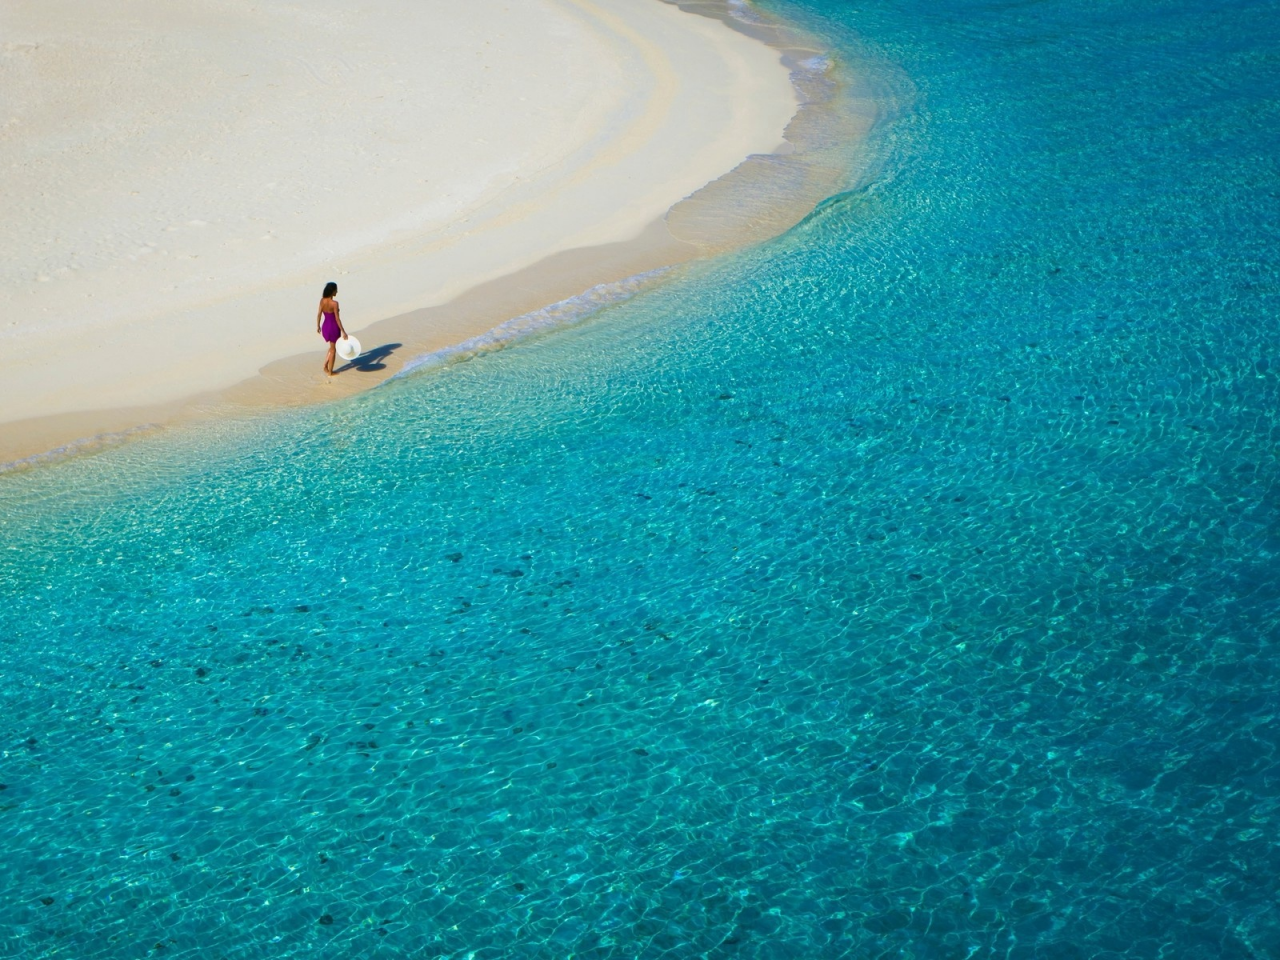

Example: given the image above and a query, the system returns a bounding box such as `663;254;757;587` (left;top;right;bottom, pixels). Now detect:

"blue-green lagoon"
2;0;1278;956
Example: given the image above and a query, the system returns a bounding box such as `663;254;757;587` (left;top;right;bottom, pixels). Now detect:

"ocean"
2;0;1277;956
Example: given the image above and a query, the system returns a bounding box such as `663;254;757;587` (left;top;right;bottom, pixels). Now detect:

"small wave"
725;0;765;25
796;54;832;76
395;267;672;378
0;423;158;475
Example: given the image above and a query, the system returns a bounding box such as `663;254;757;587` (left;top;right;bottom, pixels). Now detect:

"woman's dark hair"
322;281;338;298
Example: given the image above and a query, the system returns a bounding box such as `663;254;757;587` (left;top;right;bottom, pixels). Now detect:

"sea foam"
395;268;673;377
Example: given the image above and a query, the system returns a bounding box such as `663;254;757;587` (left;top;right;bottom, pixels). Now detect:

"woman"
316;281;349;376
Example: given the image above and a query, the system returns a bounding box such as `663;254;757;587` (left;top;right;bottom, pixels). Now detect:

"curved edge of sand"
1;0;897;474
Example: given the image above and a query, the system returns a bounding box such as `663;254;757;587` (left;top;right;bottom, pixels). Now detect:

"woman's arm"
317;303;323;334
336;301;348;338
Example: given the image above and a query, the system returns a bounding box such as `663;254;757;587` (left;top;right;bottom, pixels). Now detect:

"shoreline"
1;0;883;473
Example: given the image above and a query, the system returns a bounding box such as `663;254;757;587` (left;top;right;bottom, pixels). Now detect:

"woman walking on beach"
316;281;349;376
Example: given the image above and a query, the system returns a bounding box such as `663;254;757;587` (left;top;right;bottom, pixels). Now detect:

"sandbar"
0;0;874;468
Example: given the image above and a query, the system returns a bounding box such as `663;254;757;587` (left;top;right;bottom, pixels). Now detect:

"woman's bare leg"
325;343;336;376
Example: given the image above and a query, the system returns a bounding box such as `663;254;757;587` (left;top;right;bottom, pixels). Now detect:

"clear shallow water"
3;0;1279;956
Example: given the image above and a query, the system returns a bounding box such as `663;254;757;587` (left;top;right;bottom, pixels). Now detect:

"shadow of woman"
336;342;402;374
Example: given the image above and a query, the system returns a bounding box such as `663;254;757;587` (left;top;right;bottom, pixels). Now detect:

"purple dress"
321;310;340;343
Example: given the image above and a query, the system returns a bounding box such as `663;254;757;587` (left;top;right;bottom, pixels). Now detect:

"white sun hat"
336;336;362;361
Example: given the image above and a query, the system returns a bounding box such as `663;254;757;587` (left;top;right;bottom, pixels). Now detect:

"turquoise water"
3;0;1279;955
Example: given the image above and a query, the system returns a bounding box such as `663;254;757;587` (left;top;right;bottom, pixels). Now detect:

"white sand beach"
0;0;798;460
